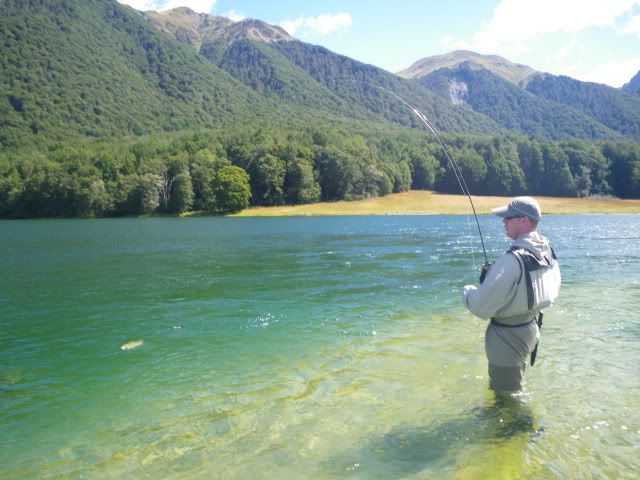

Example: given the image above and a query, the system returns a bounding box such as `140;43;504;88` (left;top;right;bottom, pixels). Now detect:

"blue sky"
118;0;640;87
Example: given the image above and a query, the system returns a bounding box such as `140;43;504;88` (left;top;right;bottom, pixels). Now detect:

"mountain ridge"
1;0;639;146
143;7;293;49
397;50;538;86
622;70;640;93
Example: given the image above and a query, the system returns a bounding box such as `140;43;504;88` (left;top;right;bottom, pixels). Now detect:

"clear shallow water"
1;215;639;479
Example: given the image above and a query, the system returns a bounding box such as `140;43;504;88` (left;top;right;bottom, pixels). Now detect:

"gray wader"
485;317;540;391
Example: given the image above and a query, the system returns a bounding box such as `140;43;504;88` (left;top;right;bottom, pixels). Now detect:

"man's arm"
462;253;522;319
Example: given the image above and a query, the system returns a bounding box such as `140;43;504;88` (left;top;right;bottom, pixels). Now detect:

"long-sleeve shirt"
462;232;559;325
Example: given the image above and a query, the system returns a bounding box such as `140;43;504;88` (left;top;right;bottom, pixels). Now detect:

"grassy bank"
234;191;640;216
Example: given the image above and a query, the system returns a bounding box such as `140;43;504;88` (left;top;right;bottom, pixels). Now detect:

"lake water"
1;214;639;479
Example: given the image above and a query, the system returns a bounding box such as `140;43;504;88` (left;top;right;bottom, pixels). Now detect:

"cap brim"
491;206;509;217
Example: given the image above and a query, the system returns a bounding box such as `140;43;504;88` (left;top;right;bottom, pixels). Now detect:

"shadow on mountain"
327;392;540;478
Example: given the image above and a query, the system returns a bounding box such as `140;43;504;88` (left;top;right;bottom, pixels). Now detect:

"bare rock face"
224;19;293;44
144;7;293;50
449;79;468;106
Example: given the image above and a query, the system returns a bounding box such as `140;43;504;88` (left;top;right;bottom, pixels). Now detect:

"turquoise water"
1;215;639;479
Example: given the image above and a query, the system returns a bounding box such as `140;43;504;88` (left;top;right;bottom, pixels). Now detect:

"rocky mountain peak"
224;18;293;44
143;8;292;50
397;50;537;86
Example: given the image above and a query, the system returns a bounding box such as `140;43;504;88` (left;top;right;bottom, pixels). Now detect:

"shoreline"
233;191;640;216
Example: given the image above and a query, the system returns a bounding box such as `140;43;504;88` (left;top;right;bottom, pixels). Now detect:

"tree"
314;145;357;201
603;142;640;198
539;141;577;197
189;148;229;210
561;140;611;196
112;174;160;215
167;171;194;213
517;139;544;194
437;146;487;194
0;161;23;217
283;148;321;204
409;148;439;190
390;161;412;193
211;165;251;213
246;149;285;206
480;139;525;195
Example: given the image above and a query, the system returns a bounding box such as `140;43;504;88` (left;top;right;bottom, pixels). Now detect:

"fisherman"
462;197;561;392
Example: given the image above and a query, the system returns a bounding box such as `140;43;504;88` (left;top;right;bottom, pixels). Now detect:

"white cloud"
578;57;640;87
117;0;157;10
468;0;639;53
441;34;467;50
280;13;352;37
117;0;217;14
554;39;578;60
224;10;246;22
619;15;640;37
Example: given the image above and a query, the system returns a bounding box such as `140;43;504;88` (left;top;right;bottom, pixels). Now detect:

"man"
462;196;561;392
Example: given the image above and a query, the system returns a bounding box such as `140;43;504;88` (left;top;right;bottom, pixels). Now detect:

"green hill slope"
525;73;640;141
419;63;621;141
146;8;503;136
0;0;270;147
622;70;640;93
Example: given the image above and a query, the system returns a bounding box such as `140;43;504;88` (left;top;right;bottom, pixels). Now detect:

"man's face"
503;216;530;240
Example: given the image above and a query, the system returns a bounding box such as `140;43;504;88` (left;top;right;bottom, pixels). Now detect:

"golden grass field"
234;191;640;216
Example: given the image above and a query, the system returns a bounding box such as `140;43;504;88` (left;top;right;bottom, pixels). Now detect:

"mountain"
144;8;293;49
143;7;502;136
622;70;640;93
401;51;640;142
1;1;638;147
0;1;500;147
417;63;621;141
0;0;272;147
398;50;537;86
525;73;640;141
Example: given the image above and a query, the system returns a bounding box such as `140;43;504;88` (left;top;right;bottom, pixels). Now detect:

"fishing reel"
479;262;493;284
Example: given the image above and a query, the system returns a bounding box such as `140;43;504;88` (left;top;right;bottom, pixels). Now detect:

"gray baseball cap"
492;196;542;222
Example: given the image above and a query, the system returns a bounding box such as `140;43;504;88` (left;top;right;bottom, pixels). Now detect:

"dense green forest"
419;64;624;141
1;125;639;218
524;73;640;141
0;0;275;147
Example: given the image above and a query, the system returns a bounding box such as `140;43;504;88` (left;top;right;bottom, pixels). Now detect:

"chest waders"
507;246;559;366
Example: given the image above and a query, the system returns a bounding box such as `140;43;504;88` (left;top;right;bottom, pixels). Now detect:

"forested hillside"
418;64;619;141
0;0;273;147
401;50;640;143
525;73;640;141
623;70;640;93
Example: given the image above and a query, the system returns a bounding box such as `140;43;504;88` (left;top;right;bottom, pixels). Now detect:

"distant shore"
234;191;640;216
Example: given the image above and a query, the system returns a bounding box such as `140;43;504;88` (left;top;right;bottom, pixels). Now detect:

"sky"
117;0;640;88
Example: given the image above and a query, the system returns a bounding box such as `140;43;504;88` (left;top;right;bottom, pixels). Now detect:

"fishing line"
352;82;489;265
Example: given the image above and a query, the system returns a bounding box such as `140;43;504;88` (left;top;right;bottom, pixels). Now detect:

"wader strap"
530;312;544;366
508;249;534;309
490;318;536;328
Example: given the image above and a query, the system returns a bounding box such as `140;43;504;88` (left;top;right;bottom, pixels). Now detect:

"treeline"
1;127;639;218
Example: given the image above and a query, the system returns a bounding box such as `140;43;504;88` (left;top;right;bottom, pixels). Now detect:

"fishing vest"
508;246;561;311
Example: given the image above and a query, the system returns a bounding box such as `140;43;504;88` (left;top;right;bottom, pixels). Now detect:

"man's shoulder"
494;249;524;272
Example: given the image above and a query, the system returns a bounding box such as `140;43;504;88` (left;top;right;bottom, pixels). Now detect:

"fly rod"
368;84;489;266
